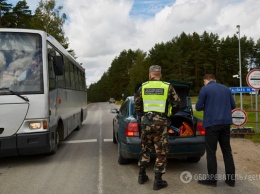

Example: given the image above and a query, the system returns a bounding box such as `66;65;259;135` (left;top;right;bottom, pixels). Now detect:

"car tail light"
196;121;205;136
126;123;139;137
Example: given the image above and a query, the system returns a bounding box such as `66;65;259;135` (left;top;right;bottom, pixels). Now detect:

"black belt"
144;112;166;117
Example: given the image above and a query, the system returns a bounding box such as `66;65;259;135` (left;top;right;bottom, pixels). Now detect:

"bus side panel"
56;89;86;139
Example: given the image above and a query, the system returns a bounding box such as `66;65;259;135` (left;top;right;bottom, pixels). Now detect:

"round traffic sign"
232;108;247;126
246;69;260;90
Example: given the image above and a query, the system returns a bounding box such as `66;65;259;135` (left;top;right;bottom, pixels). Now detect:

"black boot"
153;173;168;190
198;179;217;187
138;168;149;184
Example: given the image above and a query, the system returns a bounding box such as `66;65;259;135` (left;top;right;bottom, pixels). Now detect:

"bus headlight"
29;122;41;129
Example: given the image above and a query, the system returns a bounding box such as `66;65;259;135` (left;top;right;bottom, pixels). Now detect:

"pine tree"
12;0;32;28
0;0;13;27
30;0;68;49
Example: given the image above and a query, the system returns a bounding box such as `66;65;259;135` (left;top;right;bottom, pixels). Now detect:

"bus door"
47;49;64;128
48;52;58;126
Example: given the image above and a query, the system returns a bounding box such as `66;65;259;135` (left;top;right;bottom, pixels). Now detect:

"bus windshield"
0;32;43;94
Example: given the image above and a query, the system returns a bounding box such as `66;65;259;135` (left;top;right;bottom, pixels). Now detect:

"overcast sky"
8;0;260;86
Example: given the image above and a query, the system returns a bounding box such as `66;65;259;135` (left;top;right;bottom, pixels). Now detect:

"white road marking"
98;105;103;194
61;139;97;144
61;139;112;144
103;139;112;142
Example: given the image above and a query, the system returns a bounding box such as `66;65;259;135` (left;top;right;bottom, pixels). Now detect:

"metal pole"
256;90;259;132
237;25;243;109
251;92;253;110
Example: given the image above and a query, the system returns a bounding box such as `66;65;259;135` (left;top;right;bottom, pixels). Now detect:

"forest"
88;31;260;102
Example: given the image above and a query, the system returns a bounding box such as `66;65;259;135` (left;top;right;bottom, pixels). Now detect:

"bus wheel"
75;112;83;131
49;130;60;155
74;123;81;131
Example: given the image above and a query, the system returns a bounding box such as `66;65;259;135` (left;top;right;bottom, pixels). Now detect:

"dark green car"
110;81;206;164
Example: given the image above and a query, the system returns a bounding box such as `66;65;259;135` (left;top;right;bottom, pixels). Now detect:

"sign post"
246;69;260;90
232;108;247;127
246;69;260;132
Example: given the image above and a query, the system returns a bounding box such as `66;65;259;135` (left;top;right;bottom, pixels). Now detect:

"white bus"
0;29;88;157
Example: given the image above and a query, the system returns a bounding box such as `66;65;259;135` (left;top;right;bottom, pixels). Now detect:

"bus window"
64;58;70;88
70;62;75;89
55;53;65;88
74;68;79;90
78;71;83;90
82;72;86;91
47;44;56;90
81;71;86;91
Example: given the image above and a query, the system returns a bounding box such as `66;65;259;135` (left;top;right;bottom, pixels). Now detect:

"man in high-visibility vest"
134;65;181;190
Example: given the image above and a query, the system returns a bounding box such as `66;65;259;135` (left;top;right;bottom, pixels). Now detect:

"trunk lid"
168;80;192;113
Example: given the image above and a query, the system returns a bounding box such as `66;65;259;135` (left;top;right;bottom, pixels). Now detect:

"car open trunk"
168;81;196;138
169;114;196;138
135;80;196;138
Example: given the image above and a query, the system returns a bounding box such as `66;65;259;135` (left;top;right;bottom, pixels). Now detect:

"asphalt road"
0;102;259;194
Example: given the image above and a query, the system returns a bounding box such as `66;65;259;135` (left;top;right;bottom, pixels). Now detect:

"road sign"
246;69;260;90
232;108;247;126
229;87;255;93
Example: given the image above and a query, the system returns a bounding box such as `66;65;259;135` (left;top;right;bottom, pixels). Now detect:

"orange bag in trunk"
179;122;193;136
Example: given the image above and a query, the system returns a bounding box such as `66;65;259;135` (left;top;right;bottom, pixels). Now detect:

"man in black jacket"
196;74;236;187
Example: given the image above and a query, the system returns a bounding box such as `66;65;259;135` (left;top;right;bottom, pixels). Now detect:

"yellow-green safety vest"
142;81;171;116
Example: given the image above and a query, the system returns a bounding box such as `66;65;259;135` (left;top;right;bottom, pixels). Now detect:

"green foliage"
11;0;32;28
88;31;260;102
128;50;150;94
30;0;69;49
0;0;14;27
88;49;152;102
246;134;260;143
1;1;35;28
0;0;73;52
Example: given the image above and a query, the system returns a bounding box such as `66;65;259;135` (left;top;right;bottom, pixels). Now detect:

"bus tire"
49;129;60;155
75;111;83;131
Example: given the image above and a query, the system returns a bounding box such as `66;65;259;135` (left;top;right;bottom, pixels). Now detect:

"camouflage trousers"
138;114;169;174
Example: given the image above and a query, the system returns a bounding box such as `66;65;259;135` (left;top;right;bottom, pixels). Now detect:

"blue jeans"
205;124;235;182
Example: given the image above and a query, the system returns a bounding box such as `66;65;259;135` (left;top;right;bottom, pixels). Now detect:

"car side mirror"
110;109;119;114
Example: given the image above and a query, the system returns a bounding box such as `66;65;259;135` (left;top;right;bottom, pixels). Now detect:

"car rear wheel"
187;156;201;163
118;142;129;164
113;128;117;144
